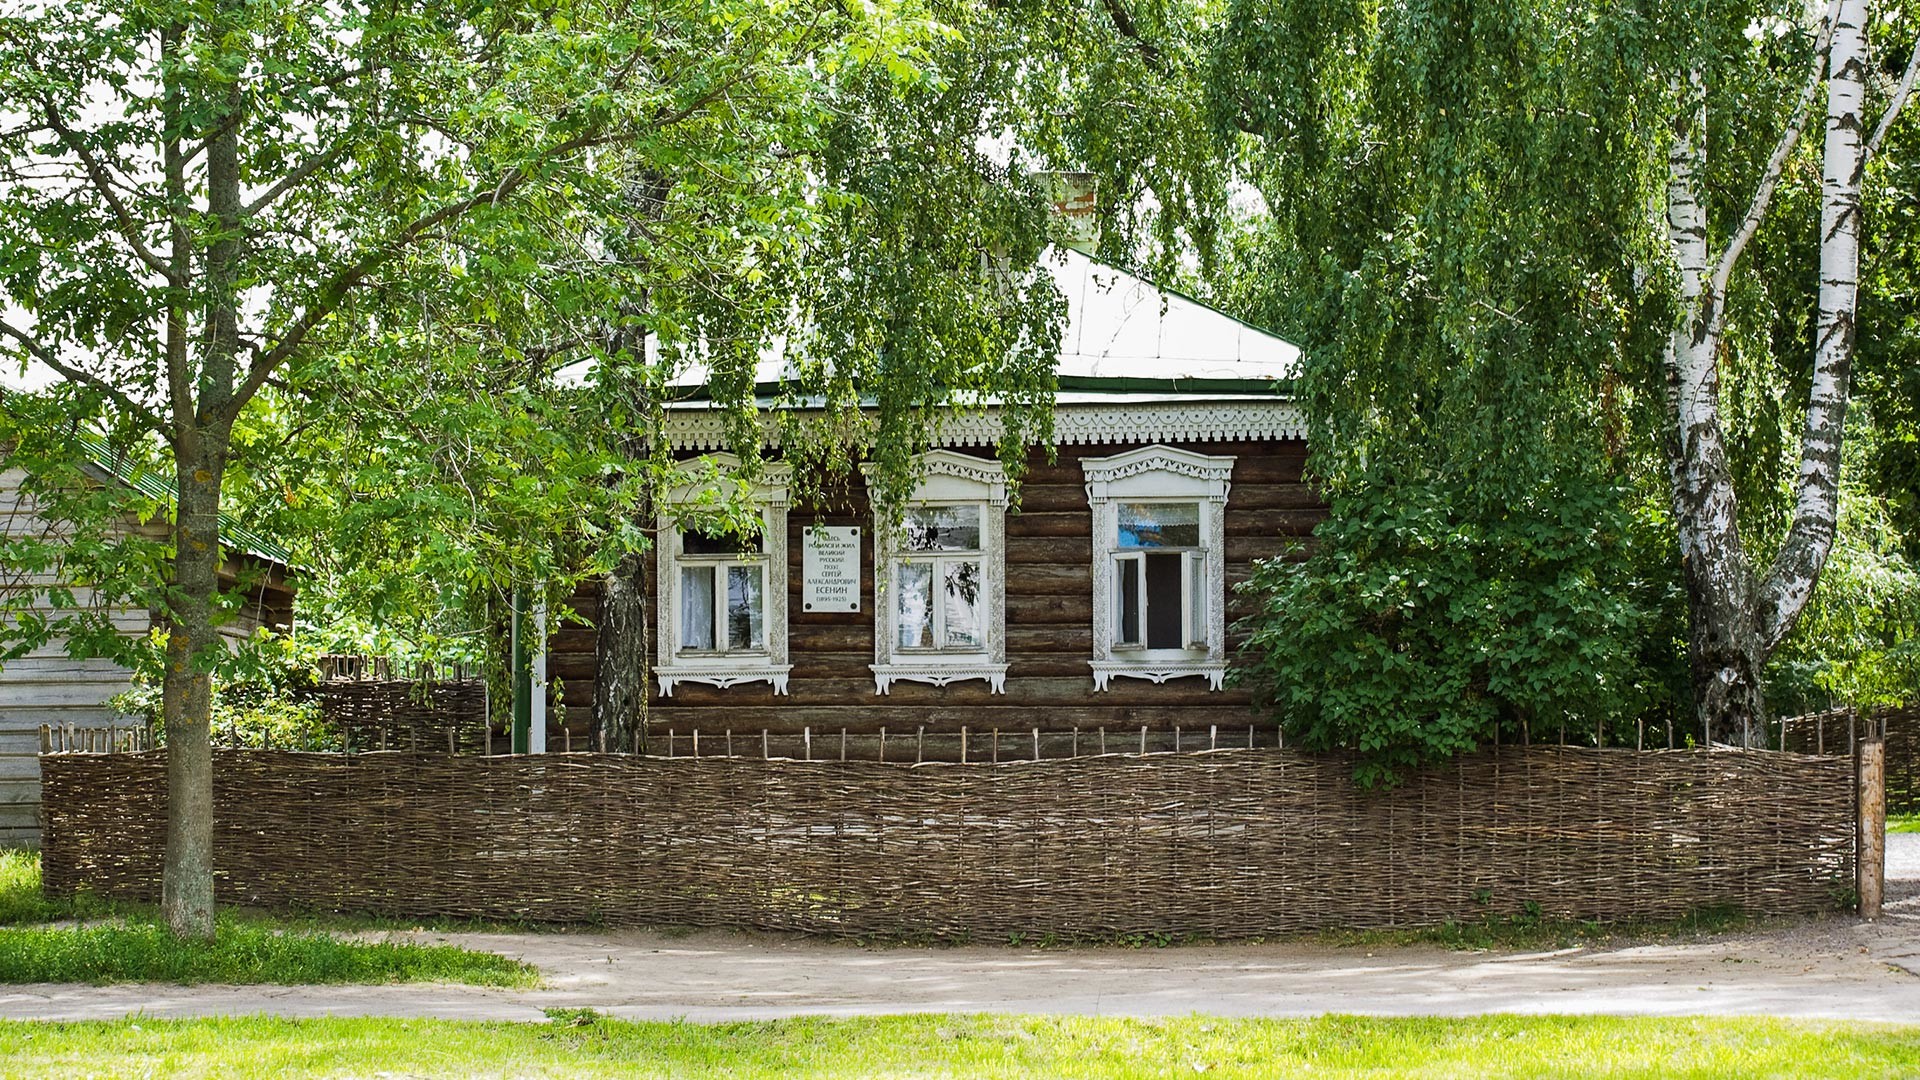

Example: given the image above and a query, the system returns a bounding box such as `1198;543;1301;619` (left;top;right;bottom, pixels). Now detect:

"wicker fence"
1783;704;1916;815
39;746;1856;938
310;678;489;754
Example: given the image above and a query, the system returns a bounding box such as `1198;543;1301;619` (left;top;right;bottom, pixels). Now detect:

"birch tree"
1660;0;1919;744
1184;0;1920;749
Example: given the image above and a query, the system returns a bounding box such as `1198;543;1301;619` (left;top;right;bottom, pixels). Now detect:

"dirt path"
3;837;1916;1024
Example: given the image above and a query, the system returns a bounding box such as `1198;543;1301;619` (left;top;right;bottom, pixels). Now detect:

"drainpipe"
510;586;531;754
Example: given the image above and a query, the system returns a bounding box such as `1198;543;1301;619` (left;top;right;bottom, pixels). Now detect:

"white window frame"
1083;446;1234;691
867;450;1009;695
655;454;792;696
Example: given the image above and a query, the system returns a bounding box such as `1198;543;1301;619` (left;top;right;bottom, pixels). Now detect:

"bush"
108;632;337;750
1233;466;1663;784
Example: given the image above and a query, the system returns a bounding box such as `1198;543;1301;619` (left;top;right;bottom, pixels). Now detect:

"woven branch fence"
1782;704;1917;815
309;678;489;754
40;746;1855;938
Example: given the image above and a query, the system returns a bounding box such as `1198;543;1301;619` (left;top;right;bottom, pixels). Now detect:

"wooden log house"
548;247;1323;755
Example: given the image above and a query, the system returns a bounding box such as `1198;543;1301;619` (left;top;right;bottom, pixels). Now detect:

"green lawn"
0;850;534;987
1889;814;1920;835
0;1014;1915;1078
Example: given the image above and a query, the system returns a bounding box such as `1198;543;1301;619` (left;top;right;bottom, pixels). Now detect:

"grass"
0;1013;1917;1078
0;922;536;986
1316;903;1756;952
1889;813;1920;834
0;850;535;987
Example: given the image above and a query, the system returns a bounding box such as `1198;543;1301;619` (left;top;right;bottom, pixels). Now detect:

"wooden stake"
803;727;811;761
763;729;770;760
961;727;968;764
1139;726;1147;755
1032;728;1039;761
1859;737;1886;920
878;728;886;763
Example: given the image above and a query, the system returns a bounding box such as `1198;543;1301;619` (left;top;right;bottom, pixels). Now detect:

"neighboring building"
550;247;1321;749
0;445;294;846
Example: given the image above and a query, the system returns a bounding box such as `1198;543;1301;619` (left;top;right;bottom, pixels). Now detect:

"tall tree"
0;0;965;937
1657;0;1917;743
1187;0;1919;747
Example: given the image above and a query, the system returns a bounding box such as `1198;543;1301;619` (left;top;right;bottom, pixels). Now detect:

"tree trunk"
1758;0;1869;647
160;38;245;939
591;170;668;754
160;441;223;939
594;551;648;752
1661;86;1769;747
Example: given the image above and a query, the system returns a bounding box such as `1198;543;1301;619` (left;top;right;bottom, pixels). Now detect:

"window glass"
726;565;764;650
902;506;981;552
682;526;762;556
897;561;934;649
943;560;984;647
1187;553;1208;648
1115;556;1141;646
1116;502;1199;548
679;565;715;650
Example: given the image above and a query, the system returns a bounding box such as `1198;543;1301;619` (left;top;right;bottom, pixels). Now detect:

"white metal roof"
1044;248;1299;384
636;247;1299;394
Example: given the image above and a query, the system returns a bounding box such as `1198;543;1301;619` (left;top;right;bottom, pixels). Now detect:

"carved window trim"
655;454;793;697
867;450;1009;695
1083;445;1234;691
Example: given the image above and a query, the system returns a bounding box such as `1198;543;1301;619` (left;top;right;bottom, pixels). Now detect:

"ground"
1;834;1914;1024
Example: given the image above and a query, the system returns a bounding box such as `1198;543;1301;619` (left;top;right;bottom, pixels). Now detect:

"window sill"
656;663;793;697
1089;659;1226;692
870;663;1008;695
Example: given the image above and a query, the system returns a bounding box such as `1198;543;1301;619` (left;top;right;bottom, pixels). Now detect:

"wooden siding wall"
548;439;1320;739
0;468;294;847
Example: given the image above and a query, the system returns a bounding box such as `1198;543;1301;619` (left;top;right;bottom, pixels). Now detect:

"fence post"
1858;736;1885;920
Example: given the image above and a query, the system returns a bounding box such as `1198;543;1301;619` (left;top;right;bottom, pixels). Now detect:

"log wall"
547;439;1320;739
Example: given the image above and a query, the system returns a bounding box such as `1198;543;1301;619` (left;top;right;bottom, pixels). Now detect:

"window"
1111;503;1207;651
655;456;792;696
1082;447;1235;691
893;506;985;651
676;529;767;654
868;451;1009;694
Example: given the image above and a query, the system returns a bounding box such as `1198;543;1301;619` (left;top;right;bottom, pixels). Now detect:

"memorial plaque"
803;526;861;612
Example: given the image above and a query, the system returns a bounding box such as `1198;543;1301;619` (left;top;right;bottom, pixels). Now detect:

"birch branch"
1709;0;1840;304
1866;35;1920;157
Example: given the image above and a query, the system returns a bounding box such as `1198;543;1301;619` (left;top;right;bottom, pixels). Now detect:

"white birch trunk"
1661;84;1766;747
1758;0;1869;648
1660;0;1888;747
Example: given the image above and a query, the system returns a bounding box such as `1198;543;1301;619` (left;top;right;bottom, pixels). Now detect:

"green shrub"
1233;466;1666;784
